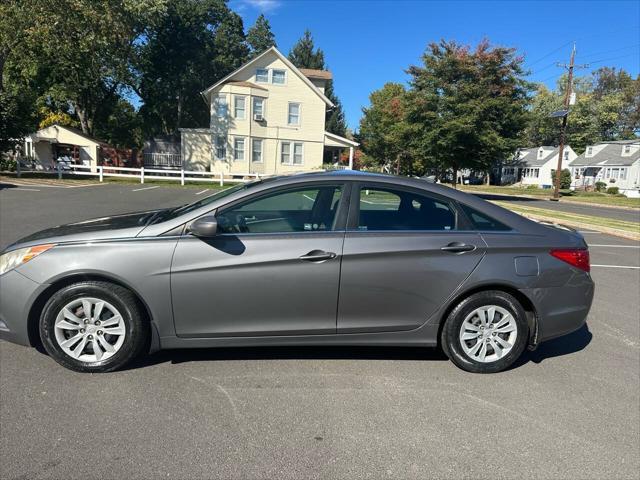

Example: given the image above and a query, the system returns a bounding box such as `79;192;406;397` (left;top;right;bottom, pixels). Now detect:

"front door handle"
441;242;476;253
299;250;337;262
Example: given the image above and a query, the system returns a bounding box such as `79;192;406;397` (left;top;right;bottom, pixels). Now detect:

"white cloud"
238;0;282;12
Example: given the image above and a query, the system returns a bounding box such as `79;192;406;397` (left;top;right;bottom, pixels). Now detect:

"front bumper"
522;274;595;343
0;270;48;347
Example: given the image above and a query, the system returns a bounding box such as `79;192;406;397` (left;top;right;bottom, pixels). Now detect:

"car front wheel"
39;281;148;373
441;291;528;373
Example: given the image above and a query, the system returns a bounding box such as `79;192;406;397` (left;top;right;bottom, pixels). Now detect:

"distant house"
500;146;577;187
22;124;137;170
23;124;106;170
178;46;358;175
569;140;640;197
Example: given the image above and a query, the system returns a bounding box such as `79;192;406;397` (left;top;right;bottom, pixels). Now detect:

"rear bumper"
522;274;595;343
0;270;47;347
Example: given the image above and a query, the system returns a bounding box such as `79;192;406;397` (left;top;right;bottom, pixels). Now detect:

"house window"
234;96;245;119
215;137;226;160
538;149;544;159
253;97;265;118
252;139;263;163
587;146;593;155
288;103;300;125
272;69;286;84
281;142;291;164
233;137;245;161
256;68;269;83
293;143;303;165
564;150;569;160
216;95;227;118
624;145;631;154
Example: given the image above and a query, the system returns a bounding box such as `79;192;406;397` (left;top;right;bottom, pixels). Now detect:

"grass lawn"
458;184;640;208
0;172;234;190
495;202;640;234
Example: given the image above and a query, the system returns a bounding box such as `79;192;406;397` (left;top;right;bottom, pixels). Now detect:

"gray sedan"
0;171;594;373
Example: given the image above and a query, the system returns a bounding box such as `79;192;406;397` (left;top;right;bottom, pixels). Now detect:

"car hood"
4;210;161;252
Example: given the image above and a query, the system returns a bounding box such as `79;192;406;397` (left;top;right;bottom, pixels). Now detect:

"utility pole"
552;44;588;201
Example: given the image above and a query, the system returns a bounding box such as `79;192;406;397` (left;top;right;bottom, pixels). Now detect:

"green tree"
407;39;534;186
246;14;276;58
359;83;415;173
136;0;248;135
288;30;347;136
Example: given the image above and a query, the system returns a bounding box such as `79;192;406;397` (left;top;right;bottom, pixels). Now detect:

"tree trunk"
176;92;183;132
452;166;458;189
75;105;90;134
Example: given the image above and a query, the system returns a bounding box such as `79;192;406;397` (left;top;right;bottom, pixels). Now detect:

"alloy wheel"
53;297;126;362
458;305;518;363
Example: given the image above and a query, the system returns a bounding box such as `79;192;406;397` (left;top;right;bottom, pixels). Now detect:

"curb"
514;211;640;241
464;189;640;211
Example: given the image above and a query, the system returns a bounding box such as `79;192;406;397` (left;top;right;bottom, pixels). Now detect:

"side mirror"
189;215;218;237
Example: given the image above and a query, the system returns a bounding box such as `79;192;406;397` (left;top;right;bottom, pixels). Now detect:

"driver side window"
217;185;343;234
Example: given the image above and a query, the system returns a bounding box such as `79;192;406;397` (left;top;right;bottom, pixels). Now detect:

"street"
1;182;639;479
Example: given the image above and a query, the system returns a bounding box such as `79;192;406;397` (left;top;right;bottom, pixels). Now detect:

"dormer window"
538;149;544;159
624;145;631;154
564;150;569;160
272;69;286;85
587;146;593;155
256;69;269;83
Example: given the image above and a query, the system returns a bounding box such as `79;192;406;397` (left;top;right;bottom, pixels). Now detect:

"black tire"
39;281;148;373
441;290;528;373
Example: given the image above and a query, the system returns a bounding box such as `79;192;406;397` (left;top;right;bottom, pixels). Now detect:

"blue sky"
231;0;640;130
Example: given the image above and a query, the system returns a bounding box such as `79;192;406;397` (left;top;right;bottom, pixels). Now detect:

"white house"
569;140;640;197
23;124;105;170
178;47;358;176
501;146;577;187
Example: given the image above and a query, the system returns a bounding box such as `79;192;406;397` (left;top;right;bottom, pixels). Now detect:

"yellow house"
180;47;358;175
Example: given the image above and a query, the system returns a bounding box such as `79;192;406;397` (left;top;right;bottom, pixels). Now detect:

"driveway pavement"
1;183;638;479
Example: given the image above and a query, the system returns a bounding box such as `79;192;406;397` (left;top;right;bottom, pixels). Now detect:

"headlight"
0;244;55;275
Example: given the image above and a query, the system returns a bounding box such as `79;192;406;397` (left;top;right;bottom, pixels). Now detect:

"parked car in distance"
0;171;594;373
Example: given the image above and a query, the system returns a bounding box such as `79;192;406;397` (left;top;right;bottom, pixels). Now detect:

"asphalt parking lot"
1;182;639;479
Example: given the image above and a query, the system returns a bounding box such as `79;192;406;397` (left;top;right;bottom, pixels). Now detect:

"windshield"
147;179;265;225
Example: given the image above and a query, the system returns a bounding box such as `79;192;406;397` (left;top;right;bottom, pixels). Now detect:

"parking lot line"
10;188;41;192
132;186;160;192
591;264;640;270
195;189;209;195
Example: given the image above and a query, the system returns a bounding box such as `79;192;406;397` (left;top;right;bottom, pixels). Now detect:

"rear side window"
461;205;511;231
357;187;456;231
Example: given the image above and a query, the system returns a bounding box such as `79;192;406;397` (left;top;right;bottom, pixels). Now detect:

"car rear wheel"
39;281;148;373
441;291;528;373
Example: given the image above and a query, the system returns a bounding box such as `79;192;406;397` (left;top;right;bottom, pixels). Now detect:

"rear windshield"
461;205;511;231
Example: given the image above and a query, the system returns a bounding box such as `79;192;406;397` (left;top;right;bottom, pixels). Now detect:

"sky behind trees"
231;0;640;129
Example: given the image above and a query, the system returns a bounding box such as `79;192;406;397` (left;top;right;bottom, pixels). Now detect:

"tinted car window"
461;205;511;231
217;185;343;234
358;187;455;231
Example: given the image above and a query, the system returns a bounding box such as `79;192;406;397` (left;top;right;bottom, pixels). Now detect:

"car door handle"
299;250;337;262
441;242;476;253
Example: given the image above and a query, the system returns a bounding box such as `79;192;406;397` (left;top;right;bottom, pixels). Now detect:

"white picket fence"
27;163;261;186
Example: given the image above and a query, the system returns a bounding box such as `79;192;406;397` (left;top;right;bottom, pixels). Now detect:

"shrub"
606;187;619;195
0;155;17;172
525;184;538;190
595;181;607;192
551;168;572;189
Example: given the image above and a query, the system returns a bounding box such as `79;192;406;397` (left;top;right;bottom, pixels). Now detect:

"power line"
580;43;640;61
526;41;573;68
587;52;640;66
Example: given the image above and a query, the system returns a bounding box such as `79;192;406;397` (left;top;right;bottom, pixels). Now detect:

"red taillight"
550;249;590;272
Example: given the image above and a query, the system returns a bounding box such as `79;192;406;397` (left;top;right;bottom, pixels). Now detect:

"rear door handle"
441;242;476;253
299;250;337;262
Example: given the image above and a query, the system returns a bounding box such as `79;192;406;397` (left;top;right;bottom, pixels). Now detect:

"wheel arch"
27;273;159;353
436;283;539;348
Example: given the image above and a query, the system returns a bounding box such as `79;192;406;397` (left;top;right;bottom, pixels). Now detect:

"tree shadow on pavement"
473;193;545;203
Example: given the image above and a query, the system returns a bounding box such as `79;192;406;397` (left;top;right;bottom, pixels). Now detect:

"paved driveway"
1;184;638;479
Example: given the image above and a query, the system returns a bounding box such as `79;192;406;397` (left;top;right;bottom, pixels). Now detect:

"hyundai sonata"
0;171;594;373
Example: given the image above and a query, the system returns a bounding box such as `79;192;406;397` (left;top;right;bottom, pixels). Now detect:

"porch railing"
143;152;182;168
